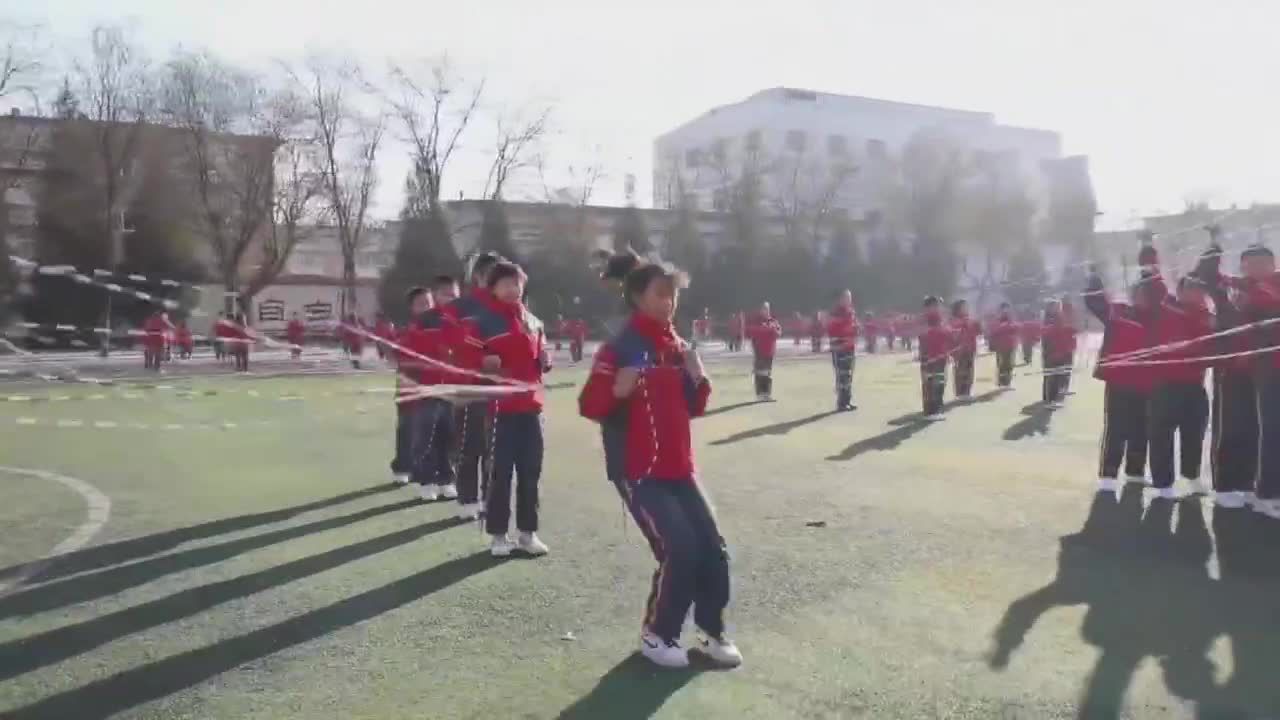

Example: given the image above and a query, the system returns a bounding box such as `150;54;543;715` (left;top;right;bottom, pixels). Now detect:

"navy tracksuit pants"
1148;381;1209;489
921;360;947;415
391;404;412;475
486;411;543;535
619;477;730;642
411;398;455;487
1098;384;1149;480
1256;372;1280;500
1211;369;1258;494
454;403;492;505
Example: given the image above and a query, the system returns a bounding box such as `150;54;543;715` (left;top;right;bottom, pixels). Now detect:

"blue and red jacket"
440;288;500;382
398;309;455;391
579;313;711;483
473;295;549;414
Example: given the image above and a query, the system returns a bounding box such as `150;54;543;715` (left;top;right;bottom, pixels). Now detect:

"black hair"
600;248;643;283
1242;244;1274;260
999;301;1011;308
405;286;429;304
486;261;526;289
923;295;941;308
950;299;967;316
430;274;458;290
469;252;504;285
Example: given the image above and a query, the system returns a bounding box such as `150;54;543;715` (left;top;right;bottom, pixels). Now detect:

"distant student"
809;311;825;353
578;260;741;670
918;297;952;420
827;290;858;411
142;311;172;371
568;318;587;363
286;313;305;360
342;314;365;369
174;320;194;360
727;311;744;353
748;302;782;401
949;300;980;399
862;312;880;354
478;262;551;557
230;313;252;372
1040;300;1076;408
212;312;228;361
988;303;1020;389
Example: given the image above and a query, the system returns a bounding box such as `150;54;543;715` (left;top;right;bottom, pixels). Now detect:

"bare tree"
384;58;482;216
482;106;550;200
70;25;153;271
0;22;46;254
161;52;318;311
293;55;384;316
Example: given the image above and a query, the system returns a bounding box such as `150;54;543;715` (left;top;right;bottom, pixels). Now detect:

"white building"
653;87;1082;228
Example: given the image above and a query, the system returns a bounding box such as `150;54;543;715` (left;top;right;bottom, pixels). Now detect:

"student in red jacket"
578;261;741;670
476;262;551;557
400;278;463;502
174;320;194;360
809;311;824;353
726;312;744;353
748;302;782;401
949;300;981;399
230;312;253;372
827;290;859;411
441;252;505;519
568;318;588;363
1019;316;1043;365
899;313;915;352
1085;265;1161;492
919;296;953;420
142;311;173;371
862;312;879;354
285;313;305;360
1144;276;1214;498
988;303;1020;389
1213;244;1280;516
390;287;434;486
1040;300;1078;407
212;312;228;361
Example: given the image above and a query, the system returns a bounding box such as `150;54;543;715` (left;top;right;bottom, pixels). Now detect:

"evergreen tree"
477;200;520;263
53;76;80;120
377;170;463;322
1005;241;1049;314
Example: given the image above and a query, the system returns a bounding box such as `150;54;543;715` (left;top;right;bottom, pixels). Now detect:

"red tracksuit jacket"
919;321;953;365
748;315;782;357
286;319;305;346
579;313;711;483
950;317;981;356
1084;280;1159;392
826;307;858;352
1041;319;1078;365
474;296;549;414
440;288;500;383
989;317;1020;353
1144;299;1213;385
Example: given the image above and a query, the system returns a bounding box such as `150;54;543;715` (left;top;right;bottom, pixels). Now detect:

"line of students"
1089;240;1280;518
391;254;552;558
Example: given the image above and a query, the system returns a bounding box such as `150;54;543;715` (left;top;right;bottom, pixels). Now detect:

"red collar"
628;312;680;349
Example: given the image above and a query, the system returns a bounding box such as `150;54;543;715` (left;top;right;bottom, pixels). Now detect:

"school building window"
785;130;807;153
827;134;849;156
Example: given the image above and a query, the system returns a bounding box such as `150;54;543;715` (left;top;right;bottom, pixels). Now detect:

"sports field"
1;347;1278;719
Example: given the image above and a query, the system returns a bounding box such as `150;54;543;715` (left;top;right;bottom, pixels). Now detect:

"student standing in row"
441;252;505;522
1040;300;1077;408
391;287;433;486
989;303;1020;389
1085;265;1159;492
1145;276;1213;499
949;300;980;400
286;313;306;360
918;296;952;421
478;262;551;557
748;302;782;402
578;260;741;670
827;290;858;412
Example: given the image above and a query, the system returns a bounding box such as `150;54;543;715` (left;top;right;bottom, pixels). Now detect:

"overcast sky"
14;0;1280;230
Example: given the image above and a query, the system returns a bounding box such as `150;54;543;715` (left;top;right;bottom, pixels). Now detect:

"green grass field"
1;351;1278;719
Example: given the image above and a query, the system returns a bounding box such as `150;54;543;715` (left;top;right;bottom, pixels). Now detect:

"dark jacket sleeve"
1084;273;1111;325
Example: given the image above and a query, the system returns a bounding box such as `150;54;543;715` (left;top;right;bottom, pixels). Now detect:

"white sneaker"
1243;491;1258;506
439;483;458;500
418;484;440;502
1186;478;1212;496
490;534;515;557
924;413;946;421
640;632;689;669
456;502;482;521
697;633;744;668
393;473;410;485
1048;401;1065;409
1098;478;1120;493
517;532;549;556
1125;475;1148;486
1215;491;1246;509
1153;487;1177;500
1255;498;1280;519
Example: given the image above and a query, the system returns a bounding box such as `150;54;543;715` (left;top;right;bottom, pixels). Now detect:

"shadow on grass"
556;652;701;720
710;410;839;446
988;485;1280;719
0;499;419;620
825;420;932;461
0;484;398;586
0;516;469;681
701;400;761;418
883;389;1004;427
1002;402;1058;441
2;552;498;720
